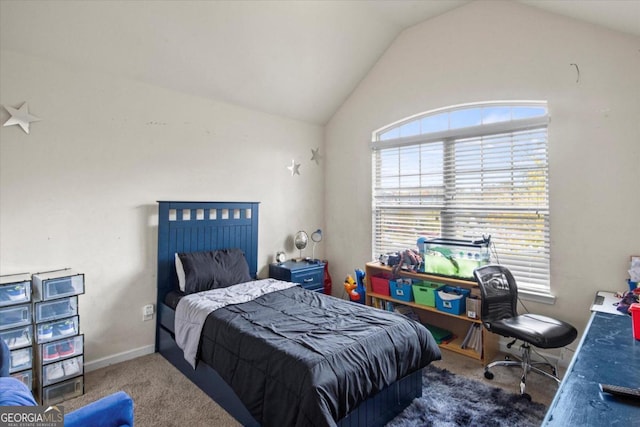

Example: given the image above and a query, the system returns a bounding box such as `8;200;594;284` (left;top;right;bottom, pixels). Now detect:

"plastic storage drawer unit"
35;297;78;323
42;376;84;406
10;347;32;373
435;286;471;315
0;303;32;331
32;269;84;301
42;355;83;387
412;282;442;307
11;369;33;390
40;335;84;363
0;325;33;350
0;274;32;307
36;316;79;344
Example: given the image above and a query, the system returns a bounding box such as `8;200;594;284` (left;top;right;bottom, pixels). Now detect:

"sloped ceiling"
1;0;638;125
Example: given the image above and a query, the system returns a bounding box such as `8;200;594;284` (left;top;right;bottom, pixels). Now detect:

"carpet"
387;365;547;427
63;353;547;427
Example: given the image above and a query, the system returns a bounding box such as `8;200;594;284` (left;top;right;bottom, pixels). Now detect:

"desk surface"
542;311;640;425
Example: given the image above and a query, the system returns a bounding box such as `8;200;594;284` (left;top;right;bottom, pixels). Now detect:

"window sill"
519;289;556;305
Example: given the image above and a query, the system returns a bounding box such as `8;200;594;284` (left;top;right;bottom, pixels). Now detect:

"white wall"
325;1;640;340
0;50;324;365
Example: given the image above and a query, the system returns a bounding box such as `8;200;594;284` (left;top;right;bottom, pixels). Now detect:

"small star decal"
3;102;41;134
311;148;322;165
287;159;301;176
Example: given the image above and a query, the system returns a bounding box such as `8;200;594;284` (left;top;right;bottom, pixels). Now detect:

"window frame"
371;101;554;302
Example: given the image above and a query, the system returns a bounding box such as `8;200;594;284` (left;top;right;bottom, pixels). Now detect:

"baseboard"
84;344;155;372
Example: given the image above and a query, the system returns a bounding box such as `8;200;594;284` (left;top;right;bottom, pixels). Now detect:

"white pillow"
175;253;186;292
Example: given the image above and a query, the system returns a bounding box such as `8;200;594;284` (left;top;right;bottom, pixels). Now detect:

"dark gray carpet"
387;365;547;427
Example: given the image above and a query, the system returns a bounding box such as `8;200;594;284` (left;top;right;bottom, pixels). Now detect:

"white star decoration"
3;102;41;134
287;159;301;176
311;148;322;165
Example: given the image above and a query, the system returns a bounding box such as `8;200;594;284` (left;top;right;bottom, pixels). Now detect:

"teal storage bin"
390;279;415;302
435;285;471;315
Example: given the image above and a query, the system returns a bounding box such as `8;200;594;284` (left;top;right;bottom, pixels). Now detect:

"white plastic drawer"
9;347;32;373
36;316;79;344
0;303;32;331
32;269;84;301
42;376;84;406
35;296;78;323
40;335;84;364
42;355;83;387
11;369;33;391
0;274;31;307
0;325;33;350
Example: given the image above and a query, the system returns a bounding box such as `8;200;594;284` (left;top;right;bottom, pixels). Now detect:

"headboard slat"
157;201;260;307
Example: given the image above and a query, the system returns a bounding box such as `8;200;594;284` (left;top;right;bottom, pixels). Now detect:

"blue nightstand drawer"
290;269;324;291
269;260;325;292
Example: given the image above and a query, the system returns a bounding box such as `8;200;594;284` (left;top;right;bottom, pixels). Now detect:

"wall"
0;50;324;367
325;0;640;342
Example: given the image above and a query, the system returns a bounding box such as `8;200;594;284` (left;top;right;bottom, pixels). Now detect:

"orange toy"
343;275;360;301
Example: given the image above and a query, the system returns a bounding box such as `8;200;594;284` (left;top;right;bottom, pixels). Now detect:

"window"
372;102;550;295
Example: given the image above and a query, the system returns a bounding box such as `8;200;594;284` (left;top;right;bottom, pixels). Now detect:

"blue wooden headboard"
156;201;260;305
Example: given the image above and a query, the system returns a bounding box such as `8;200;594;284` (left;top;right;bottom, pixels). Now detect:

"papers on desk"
591;291;625;316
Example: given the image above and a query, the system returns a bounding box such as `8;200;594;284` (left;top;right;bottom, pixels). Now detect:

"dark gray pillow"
178;248;252;294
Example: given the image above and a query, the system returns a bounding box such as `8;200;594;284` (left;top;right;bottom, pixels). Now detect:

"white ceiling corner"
0;0;638;125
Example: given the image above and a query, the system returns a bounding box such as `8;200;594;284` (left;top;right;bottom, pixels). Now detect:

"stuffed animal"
343;275;360;302
392;249;423;275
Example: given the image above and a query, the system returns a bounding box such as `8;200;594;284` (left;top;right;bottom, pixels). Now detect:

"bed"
155;201;441;427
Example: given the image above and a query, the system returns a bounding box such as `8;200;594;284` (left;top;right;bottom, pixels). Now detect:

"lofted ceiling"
1;0;638;125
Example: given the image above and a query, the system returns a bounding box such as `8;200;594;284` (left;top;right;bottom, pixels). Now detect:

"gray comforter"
195;285;441;427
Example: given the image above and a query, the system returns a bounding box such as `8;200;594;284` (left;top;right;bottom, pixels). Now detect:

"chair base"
484;341;560;398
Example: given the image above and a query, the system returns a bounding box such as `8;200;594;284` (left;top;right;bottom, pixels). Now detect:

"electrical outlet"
142;304;155;321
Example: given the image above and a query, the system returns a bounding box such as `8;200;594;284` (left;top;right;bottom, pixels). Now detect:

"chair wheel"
522;393;532;401
484;370;494;380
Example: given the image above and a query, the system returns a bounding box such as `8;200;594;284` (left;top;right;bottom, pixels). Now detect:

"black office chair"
473;264;577;398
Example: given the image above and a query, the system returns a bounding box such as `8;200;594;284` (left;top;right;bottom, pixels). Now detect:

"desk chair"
473;264;577;399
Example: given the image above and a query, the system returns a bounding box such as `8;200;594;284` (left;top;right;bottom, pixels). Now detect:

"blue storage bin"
435;285;471;315
390;279;415;302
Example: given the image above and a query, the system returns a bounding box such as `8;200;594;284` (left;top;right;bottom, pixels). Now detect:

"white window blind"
372;102;550;293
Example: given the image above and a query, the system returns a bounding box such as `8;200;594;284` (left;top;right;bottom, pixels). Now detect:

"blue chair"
0;339;134;427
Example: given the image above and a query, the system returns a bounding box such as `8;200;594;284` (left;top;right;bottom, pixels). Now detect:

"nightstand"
269;260;325;292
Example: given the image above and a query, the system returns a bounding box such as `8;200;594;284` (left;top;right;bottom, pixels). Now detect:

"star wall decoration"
2;102;41;134
287;159;301;176
311;148;322;165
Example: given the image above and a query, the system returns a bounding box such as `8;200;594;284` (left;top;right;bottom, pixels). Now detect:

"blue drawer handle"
303;278;314;283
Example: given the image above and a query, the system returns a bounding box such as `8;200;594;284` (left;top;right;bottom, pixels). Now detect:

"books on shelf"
461;323;483;353
370;297;397;313
423;324;454;344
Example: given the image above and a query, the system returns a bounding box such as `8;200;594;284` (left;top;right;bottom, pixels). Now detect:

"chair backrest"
473;264;518;324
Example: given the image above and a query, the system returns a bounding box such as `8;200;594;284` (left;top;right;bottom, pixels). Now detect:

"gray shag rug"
387;365;547;427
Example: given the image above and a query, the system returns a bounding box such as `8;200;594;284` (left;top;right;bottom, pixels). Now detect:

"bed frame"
155;201;422;426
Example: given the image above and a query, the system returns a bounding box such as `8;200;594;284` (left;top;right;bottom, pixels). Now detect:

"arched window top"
374;101;547;142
